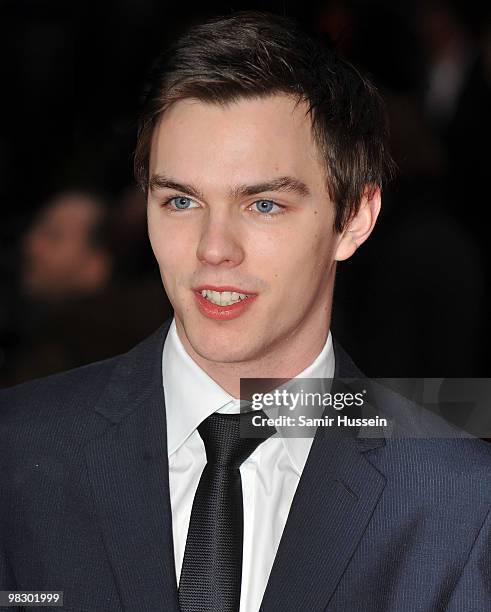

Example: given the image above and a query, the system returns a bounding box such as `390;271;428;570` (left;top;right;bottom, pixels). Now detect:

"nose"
196;210;245;268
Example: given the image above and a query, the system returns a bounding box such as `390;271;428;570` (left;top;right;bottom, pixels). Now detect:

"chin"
182;325;256;364
193;335;256;364
202;351;246;365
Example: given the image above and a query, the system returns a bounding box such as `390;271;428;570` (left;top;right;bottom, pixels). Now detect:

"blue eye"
252;199;280;214
167;196;197;210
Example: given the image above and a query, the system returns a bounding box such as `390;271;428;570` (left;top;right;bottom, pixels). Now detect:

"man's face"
22;195;99;299
147;94;344;366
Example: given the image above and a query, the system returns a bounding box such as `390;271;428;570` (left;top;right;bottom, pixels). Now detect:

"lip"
193;284;257;295
193;288;258;321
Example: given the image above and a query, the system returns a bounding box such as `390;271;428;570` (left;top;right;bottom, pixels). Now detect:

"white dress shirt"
162;318;335;612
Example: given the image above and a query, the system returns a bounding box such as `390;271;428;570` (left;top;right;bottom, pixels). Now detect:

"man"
1;190;170;385
1;11;490;612
0;191;114;384
20;191;113;302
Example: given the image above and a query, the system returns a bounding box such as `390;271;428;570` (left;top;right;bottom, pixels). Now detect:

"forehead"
149;94;325;190
39;197;98;229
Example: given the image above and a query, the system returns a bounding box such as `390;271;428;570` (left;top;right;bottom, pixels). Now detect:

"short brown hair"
134;11;394;231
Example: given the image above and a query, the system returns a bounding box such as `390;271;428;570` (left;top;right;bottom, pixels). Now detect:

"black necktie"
178;410;276;612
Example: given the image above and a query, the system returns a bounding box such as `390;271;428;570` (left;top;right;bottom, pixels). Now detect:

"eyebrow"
148;173;311;199
232;176;311;199
149;175;204;200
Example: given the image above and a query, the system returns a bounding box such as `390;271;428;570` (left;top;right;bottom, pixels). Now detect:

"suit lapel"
84;320;180;611
259;340;387;611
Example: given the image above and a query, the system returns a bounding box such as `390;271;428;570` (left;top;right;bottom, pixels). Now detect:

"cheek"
148;212;192;272
272;229;335;299
150;235;187;302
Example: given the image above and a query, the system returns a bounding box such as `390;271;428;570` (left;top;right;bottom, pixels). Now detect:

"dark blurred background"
1;0;490;388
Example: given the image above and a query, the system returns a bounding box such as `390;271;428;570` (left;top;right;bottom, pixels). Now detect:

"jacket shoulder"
0;321;170;460
0;355;121;463
0;355;118;420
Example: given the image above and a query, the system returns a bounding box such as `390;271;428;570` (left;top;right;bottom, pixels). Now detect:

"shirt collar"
162;318;335;475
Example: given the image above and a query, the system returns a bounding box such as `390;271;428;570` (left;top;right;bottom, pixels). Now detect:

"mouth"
192;285;258;320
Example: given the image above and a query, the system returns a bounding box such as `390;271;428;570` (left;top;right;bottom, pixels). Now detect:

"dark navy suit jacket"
1;319;490;611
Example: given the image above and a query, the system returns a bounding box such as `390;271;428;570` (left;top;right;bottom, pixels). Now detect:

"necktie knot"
198;410;276;469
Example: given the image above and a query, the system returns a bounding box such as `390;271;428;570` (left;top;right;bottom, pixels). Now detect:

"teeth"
200;289;251;306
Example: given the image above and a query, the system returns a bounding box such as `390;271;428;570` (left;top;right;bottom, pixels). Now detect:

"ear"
334;185;381;262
